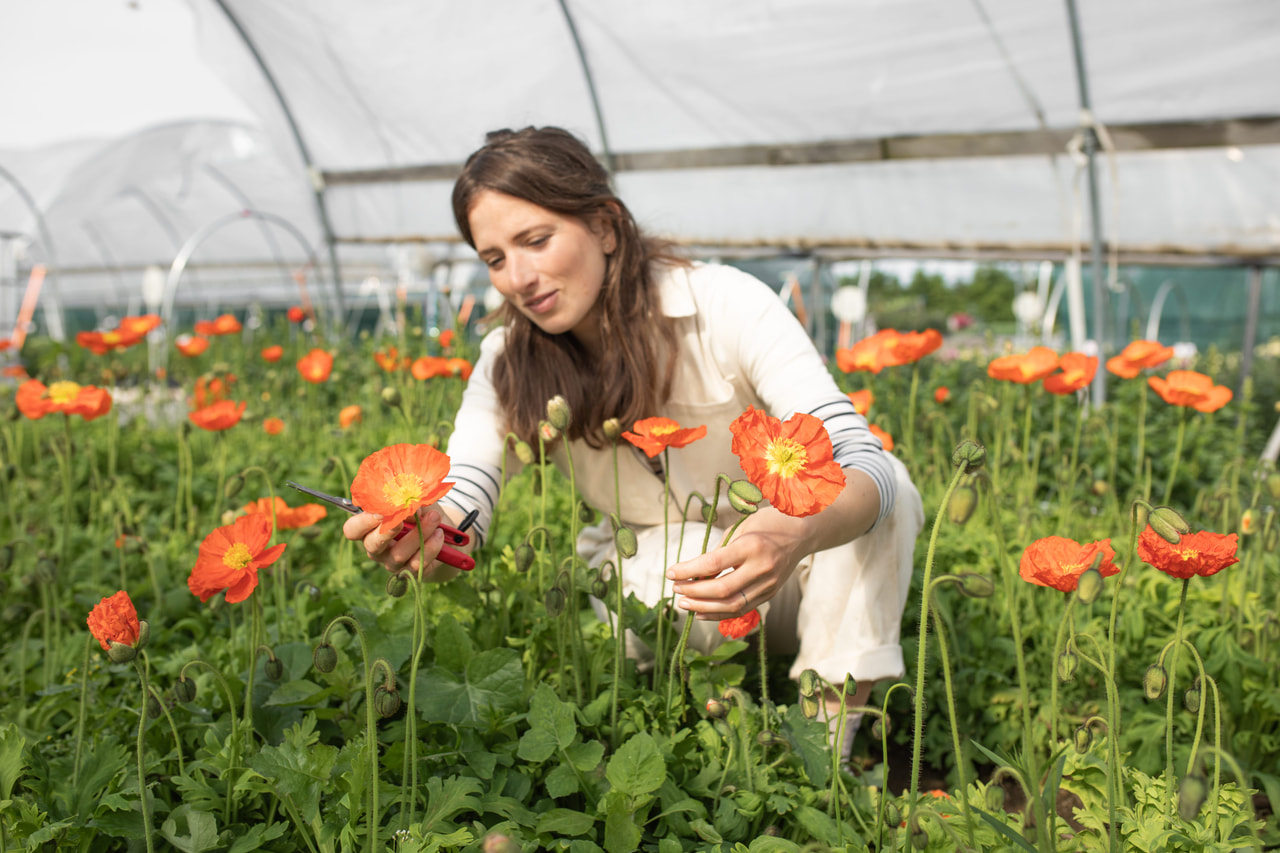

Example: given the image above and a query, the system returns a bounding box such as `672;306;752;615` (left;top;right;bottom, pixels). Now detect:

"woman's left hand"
665;508;807;620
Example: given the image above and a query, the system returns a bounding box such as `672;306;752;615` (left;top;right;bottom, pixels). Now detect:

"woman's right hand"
342;505;460;582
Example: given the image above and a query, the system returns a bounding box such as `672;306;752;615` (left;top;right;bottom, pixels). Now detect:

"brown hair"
452;127;684;450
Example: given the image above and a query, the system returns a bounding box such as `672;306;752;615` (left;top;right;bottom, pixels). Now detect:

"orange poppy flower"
887;328;943;365
239;496;328;531
261;344;284;363
194;314;242;336
188;513;287;603
621;417;708;458
2;365;28;378
848;389;874;415
730;406;846;518
0;338;13;351
350;443;455;535
15;379;113;421
119;314;161;336
718;609;761;639
339;404;363;429
869;423;895;452
175;334;210;357
287;305;306;323
1019;536;1119;592
76;328;145;355
374;347;408;372
191;373;237;410
1106;340;1174;379
987;346;1060;384
439;329;455;348
1043;353;1099;395
934;386;950;404
1137;527;1238;579
1148;371;1232;413
262;417;285;435
836;329;901;375
445;357;473;380
86;590;141;651
297;348;334;383
411;355;448;380
188;400;246;431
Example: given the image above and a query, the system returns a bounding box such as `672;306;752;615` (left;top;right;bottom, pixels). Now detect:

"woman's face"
469;189;613;352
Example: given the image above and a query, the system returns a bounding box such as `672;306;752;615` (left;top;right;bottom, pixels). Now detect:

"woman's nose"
505;251;537;290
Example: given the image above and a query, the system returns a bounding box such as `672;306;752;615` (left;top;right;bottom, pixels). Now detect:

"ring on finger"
739;590;749;609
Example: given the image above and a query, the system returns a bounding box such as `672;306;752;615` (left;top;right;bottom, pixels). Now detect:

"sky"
0;0;255;151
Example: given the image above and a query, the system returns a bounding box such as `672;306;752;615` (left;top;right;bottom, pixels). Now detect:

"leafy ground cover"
0;314;1276;851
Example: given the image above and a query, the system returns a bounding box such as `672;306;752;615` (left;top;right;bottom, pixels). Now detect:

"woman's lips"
524;291;557;314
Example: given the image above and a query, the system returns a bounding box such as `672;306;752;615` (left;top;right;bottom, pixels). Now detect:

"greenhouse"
1;1;1277;850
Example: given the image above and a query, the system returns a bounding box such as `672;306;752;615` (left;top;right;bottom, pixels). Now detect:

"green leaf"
416;648;524;725
565;740;605;773
263;679;327;707
227;822;289;853
434;613;474;672
603;794;642;853
606;731;665;798
545;763;580;798
792;806;840;846
160;805;219;853
970;806;1038;853
782;703;830;790
420;775;484;834
248;720;338;827
658;839;683;853
518;683;577;762
0;723;27;801
747;838;802;852
689;818;723;843
536;807;596;836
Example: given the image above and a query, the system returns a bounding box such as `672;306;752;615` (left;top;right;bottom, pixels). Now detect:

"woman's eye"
528;235;549;248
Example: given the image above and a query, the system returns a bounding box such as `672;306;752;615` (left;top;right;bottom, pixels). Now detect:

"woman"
344;126;923;750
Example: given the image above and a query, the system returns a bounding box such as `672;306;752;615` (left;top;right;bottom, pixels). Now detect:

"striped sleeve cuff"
437;462;501;548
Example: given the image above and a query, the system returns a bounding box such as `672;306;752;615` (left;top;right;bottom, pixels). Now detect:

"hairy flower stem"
1135;378;1148;471
563;441;584;706
402;571;425;829
1047;595;1078;745
213;432;228;530
1071;633;1121;853
906;364;920;462
321;615;383;853
609;439;627;747
926;584;977;849
653;448;671;685
132;657;156;853
1057;402;1086;534
1164;577;1191;823
757;615;770;731
72;636;91;787
243;596;263;734
1163;408;1189;506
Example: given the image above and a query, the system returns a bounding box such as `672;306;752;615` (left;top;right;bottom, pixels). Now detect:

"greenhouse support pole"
211;0;345;332
1239;266;1263;410
1064;0;1108;408
0;164;66;341
811;258;828;356
556;0;616;177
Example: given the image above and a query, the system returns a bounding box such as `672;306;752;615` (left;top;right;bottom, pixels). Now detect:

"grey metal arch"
556;0;616;176
159;208;332;344
202;162;294;290
79;222;126;306
0;163;67;340
211;0;345;321
119;185;204;293
1144;280;1191;344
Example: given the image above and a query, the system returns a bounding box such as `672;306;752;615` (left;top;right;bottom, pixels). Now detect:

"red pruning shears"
285;481;477;571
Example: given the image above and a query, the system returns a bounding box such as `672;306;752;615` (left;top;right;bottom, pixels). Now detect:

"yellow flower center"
46;381;82;404
1061;561;1085;572
650;423;678;436
765;438;807;478
223;543;254;570
1177;549;1199;561
383;473;426;511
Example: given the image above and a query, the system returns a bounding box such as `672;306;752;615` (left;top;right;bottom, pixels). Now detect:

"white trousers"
580;454;924;687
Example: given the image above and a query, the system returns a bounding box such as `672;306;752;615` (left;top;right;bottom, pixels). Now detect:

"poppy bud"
146;694;163;720
544;586;566;617
843;674;857;697
1149;506;1191;544
314;643;338;673
577;501;595;523
883;801;903;829
603;418;622;442
1072;726;1091;754
910;819;930;850
265;656;284;682
957;573;995;598
947;484;978;525
1057;650;1078;682
1075;567;1104;605
950;439;986;473
224;474;245;499
107;641;138;664
513;441;535;465
1090;479;1109;497
728;480;763;515
375;686;402;718
386;573;409;598
757;730;780;746
1183;683;1201;714
174;676;197;704
531;469;542;496
1177;774;1208;820
614;526;638;559
799;668;821;698
380;387;402;409
1240;508;1256;536
1266;524;1280;553
1143;664;1168;700
701;504;718;525
591;578;609;599
482;832;521;853
305;583;321;602
513;543;536;573
35;555;56;584
135;620;150;652
801;695;821;720
985;784;1006;811
181;421;191;438
705;698;728;719
0;544;12;570
1131;500;1151;532
546;395;572;431
1267;472;1280;502
539;420;559;443
322;456;337;475
870;715;890;740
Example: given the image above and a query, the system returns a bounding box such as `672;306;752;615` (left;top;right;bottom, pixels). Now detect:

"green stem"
1164;577;1191;823
72;636;92;787
564;438;584;706
1071;633;1121;853
654;447;671;686
321;615;381;851
926;585;977;849
1163;409;1188;506
1047;594;1077;746
906;364;920;462
179;659;240;825
132;659;156;853
1135;377;1148;472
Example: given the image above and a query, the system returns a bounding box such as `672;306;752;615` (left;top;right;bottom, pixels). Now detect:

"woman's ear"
592;203;620;254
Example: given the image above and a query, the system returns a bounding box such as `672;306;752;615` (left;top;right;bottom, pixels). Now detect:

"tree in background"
845;265;1018;332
